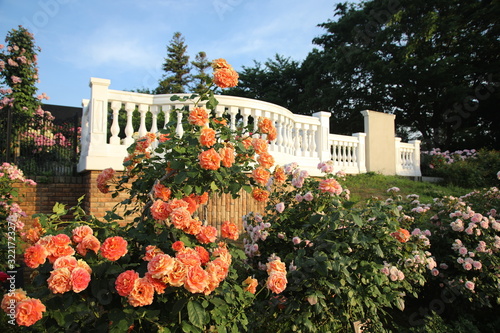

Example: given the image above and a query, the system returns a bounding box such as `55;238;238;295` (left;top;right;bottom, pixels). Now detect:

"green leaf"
187;300;207;329
210;181;218;191
352;214;363;227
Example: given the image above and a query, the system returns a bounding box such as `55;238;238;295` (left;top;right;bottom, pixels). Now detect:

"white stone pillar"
313;111;331;163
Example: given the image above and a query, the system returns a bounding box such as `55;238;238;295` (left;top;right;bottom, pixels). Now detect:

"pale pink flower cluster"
291;169;309;188
381;262;405;281
387;187;400;193
317;160;335;173
283;162;298;174
243;212;270;257
295;191;314;202
411;228;431;246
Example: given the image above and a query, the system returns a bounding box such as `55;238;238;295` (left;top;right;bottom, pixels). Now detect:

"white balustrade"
77;78;421;177
395;138;422;177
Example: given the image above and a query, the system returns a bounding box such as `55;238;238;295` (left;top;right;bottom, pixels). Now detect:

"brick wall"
14;171;266;232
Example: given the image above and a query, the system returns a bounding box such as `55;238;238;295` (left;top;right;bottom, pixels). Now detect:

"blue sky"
0;0;342;107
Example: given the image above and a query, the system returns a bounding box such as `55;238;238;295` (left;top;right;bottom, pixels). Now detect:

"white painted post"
353;133;367;173
88;78;111;146
395;137;402;175
313;111;331;163
409;140;422;176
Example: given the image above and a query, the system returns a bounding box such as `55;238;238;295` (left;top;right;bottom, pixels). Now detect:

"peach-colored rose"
243;276;258;294
219;146;235;168
167;259;187;287
165;198;189;216
184;265;209;294
199;127;217;147
153;183;172;201
147;253;175;279
185;218;202;235
258;118;277;141
266;271;287;294
115;270;139;296
251;138;268;155
195;246;210;265
196;225;218;244
213;67;239;88
391;228;411;243
76;259;92;275
72;225;94;243
257;152;275;169
267;259;286;274
212;242;232;266
252;188;269;202
221;221;239;241
212;58;231;70
199;148;221;170
15;298;46;327
318;178;343;196
100;236;128;261
145;272;167;294
71;267;91;293
207;257;229;283
181;196;198;214
172;241;185;252
47;268;72;294
143;245;165;261
252;167;271;185
242;137;252;150
53;255;78;271
24;244;49;268
1;288;27;313
176;248;202;267
188;107;209;126
151;199;170;220
76;234;101;256
191;192;209;205
273;166;286;184
46;234;75;263
127;277;155;307
21;225;43;244
170;207;192;231
203;267;221;295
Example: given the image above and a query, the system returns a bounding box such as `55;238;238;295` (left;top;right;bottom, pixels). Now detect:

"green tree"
156;32;191;94
190;51;212;95
308;0;500;149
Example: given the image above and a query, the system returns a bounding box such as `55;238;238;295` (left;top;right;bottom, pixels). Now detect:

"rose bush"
1;59;278;332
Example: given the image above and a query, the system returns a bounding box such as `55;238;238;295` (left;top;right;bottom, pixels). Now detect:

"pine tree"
191;51;212;95
156;32;191;94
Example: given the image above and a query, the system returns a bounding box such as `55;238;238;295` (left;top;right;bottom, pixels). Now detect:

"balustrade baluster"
241;108;251;128
229;106;238;131
309;126;317;157
162;105;171;128
109;101;121;145
176;110;184;138
150;105;159;134
138;104;149;137
123;102;135;146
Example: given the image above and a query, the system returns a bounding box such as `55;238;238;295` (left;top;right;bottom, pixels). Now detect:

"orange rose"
391;228;411;243
76;259;92;275
251;138;268;154
153;183;172;201
258;118;277;141
53;255;78;271
150;199;170;220
221;221;239;241
199;148;221;170
24;244;49;269
191;192;209;205
127;277;155;307
257;152;275;169
273;166;286;184
47;268;72;294
199;127;217;147
144;272;167;294
165;198;189;216
169;207;192;231
143;245;164;261
243;276;258;294
1;288;27;313
71;267;91;293
242;137;252;150
213;67;239;88
252;167;271;185
172;241;185;252
252;187;269;202
195;246;210;265
158;133;170;143
184;265;209;294
219;146;235;168
46;234;75;263
267;259;286;274
167;259;187;287
147;253;175;279
176;248;202;267
115;270;139;296
100;236;128;261
188;107;209;126
196;225;218;244
266;271;287;294
15;298;46;327
212;58;231;70
72;225;94;243
207;257;229;283
181;196;198;214
185;218;202;235
80;234;101;256
212;242;232;265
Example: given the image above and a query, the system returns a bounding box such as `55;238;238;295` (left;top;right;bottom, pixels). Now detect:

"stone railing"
78;78;421;177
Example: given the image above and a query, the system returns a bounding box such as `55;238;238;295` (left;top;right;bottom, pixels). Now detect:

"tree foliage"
191;51;212;95
156;32;191;94
226;0;500;150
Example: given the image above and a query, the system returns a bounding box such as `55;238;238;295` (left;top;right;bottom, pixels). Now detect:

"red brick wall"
13;171;266;232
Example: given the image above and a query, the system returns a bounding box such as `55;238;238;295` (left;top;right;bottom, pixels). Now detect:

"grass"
342;172;473;204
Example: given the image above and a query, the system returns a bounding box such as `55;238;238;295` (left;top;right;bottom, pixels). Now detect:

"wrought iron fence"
0;105;81;176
